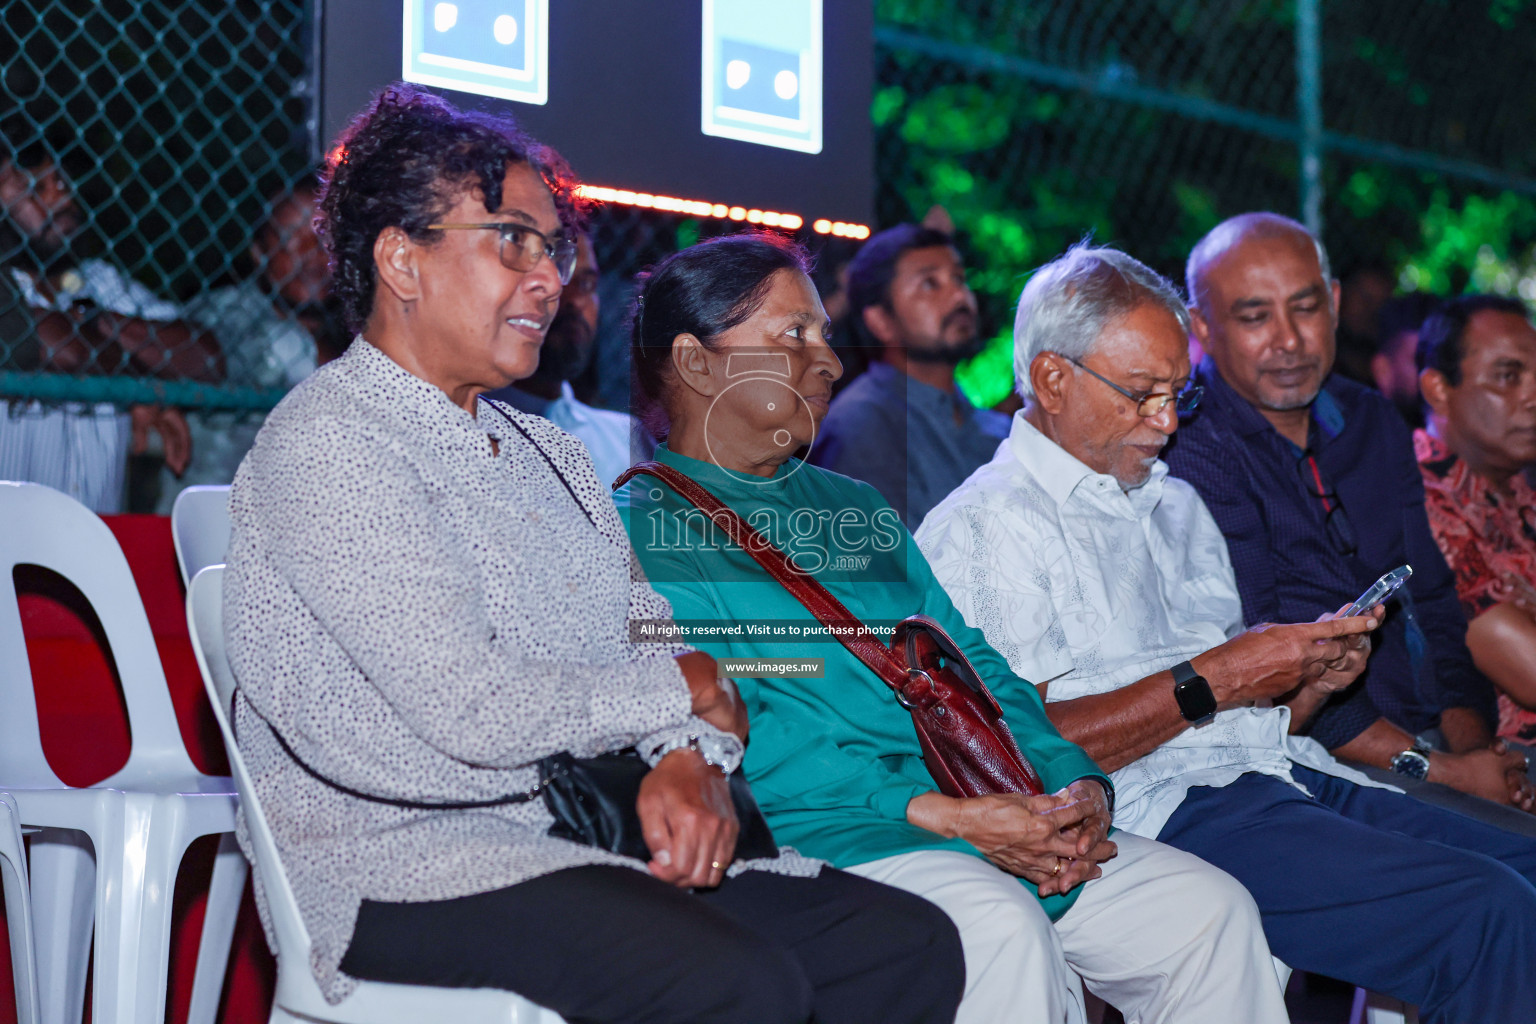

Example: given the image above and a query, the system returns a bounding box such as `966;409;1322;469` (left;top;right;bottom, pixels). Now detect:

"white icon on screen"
403;0;548;106
701;0;822;154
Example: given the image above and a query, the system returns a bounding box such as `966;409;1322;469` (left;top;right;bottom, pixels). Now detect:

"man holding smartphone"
1167;212;1536;826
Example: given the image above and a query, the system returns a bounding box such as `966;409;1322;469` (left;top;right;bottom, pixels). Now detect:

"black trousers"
339;865;965;1024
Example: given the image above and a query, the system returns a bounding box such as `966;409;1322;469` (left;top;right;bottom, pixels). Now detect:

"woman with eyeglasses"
221;84;964;1022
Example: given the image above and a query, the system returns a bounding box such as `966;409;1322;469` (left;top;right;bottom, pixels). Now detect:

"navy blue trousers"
1158;767;1536;1024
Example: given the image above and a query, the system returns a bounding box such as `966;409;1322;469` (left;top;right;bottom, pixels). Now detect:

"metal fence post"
1296;0;1324;237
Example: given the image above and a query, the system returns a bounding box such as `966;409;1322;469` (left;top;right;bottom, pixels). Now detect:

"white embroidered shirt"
915;413;1388;840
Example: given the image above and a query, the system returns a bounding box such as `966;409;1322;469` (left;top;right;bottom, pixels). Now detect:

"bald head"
1184;212;1341;442
1186;213;1331;313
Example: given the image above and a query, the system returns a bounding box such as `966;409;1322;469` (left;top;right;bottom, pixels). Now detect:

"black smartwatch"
1171;660;1217;727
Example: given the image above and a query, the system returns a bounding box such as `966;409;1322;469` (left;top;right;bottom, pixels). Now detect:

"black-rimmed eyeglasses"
1062;355;1204;417
426;221;578;285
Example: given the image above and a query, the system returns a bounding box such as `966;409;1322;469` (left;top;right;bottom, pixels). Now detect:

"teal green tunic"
615;445;1111;920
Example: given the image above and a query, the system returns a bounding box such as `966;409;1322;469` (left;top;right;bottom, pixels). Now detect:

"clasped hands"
909;778;1116;898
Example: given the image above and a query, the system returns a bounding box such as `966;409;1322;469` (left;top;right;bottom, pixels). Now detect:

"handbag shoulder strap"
483;397;598;529
615;461;909;691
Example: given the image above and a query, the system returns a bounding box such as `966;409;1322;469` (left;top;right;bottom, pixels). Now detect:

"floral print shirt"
1415;428;1536;743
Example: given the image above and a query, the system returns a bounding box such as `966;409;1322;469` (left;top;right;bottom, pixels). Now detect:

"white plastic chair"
0;481;245;1024
1;791;40;1024
186;565;566;1023
171;485;232;586
1352;987;1416;1024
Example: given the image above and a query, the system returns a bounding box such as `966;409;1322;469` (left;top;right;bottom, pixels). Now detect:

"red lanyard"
1304;454;1333;513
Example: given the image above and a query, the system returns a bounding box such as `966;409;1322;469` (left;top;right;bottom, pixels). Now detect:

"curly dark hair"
630;232;811;437
316;82;582;332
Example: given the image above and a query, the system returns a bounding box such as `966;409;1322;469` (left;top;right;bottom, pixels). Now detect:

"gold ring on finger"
711;861;723;871
1051;860;1062;877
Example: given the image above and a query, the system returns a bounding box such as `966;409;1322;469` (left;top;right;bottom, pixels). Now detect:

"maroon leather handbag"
615;462;1044;799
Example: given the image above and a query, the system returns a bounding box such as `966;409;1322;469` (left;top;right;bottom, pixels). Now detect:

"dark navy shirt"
809;362;1010;530
1164;360;1496;749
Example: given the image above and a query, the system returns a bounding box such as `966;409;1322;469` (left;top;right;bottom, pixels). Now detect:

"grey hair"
1013;243;1191;400
1185;212;1333;312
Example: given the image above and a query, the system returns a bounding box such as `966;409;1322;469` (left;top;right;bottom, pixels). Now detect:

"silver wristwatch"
1389;737;1433;781
650;733;742;775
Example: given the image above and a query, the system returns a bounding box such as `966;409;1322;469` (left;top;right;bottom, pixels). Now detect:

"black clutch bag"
539;748;780;863
260;716;779;865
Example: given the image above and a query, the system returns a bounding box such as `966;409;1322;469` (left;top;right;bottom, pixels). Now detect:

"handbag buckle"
899;667;936;710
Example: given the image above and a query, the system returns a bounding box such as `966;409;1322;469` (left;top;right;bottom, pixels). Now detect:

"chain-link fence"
2;0;318;411
6;0;1536;437
873;0;1536;405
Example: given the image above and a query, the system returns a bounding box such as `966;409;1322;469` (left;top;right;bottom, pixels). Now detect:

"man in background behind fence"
0;140;222;512
155;178;332;511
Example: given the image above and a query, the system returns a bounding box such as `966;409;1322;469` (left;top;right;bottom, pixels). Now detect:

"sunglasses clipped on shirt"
1063;355;1204;417
426;221;578;285
1295;450;1360;556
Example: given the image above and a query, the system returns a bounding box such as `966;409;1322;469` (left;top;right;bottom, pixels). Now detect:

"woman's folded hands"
907;778;1117;898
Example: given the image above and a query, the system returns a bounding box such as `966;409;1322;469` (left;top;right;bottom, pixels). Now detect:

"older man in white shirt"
916;242;1536;1024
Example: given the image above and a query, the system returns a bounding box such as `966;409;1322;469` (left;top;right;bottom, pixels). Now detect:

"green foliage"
873;0;1536;380
1489;0;1528;28
1397;191;1536;303
676;218;701;252
1172;182;1221;245
900;85;1013;153
955;329;1017;410
1341;170;1387;218
871;86;907;127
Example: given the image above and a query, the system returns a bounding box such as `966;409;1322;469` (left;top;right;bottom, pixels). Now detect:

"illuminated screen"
702;0;822;154
318;0;872;226
403;0;549;105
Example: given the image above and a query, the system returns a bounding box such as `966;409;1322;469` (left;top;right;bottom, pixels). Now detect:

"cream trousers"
846;832;1288;1024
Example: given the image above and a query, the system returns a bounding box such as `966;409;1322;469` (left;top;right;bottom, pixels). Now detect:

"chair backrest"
0;481;196;789
171;486;232;587
185;566;316;969
0;790;39;1024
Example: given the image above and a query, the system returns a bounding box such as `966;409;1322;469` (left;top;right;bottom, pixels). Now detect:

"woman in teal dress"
613;234;1290;1024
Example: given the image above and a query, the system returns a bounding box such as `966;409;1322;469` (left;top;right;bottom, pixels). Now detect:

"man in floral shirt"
1417;293;1536;749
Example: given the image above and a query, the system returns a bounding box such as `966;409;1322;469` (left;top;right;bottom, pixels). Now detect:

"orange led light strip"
575;184;870;239
811;219;872;239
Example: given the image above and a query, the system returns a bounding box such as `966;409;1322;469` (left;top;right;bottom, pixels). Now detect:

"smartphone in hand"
1342;565;1413;618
